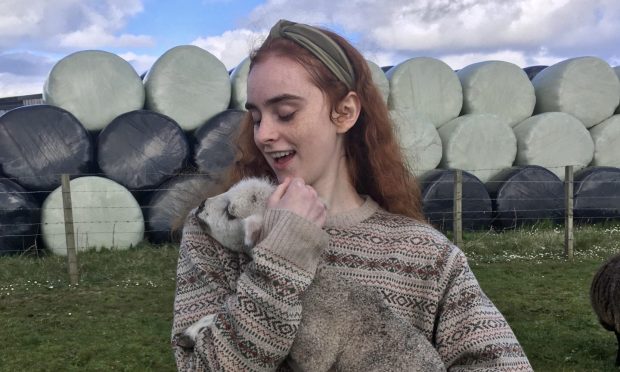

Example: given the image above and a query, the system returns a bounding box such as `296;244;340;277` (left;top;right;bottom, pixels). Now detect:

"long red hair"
226;27;424;221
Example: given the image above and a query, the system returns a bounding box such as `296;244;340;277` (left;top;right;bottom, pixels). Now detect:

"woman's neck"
312;157;364;215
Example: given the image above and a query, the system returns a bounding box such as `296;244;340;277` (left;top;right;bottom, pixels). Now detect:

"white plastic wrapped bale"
230;57;251;110
513;112;594;180
41;176;144;255
386;57;462;128
457;61;535;127
589;115;620;167
43;50;145;131
437;114;516;183
389;110;442;175
532;57;620;128
614;66;620;114
144;45;231;131
367;60;389;104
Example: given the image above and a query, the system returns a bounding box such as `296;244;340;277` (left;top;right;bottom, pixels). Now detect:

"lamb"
175;177;446;371
590;252;620;366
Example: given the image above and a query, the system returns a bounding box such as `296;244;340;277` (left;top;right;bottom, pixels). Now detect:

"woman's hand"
267;177;327;227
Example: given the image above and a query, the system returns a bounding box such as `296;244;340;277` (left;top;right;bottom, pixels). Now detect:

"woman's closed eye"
278;111;295;122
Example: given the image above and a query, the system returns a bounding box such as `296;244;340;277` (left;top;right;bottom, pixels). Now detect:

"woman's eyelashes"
251;111;296;127
278;111;295;122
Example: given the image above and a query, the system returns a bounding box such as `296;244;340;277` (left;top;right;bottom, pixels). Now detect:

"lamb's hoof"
174;333;196;349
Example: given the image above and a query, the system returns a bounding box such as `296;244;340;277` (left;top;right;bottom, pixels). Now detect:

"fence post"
61;174;79;285
453;169;463;247
564;166;574;260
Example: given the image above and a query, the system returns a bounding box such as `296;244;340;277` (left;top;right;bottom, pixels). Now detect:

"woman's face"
246;55;346;189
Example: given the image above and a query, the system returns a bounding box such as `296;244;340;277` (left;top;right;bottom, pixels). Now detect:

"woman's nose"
254;117;278;144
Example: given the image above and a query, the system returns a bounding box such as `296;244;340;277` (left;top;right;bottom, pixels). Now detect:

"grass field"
1;223;619;371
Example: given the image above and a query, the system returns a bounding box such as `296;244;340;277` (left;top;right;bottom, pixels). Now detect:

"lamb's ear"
242;214;263;249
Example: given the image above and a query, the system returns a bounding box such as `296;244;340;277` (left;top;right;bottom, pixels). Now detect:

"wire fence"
1;166;619;262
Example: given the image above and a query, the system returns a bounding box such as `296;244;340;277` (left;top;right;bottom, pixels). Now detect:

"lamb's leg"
175;314;216;349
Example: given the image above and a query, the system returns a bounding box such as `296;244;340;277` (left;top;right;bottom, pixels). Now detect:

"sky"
0;0;619;98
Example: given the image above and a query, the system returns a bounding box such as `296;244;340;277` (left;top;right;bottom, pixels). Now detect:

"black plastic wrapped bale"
574;166;620;223
97;110;190;192
523;65;547;80
0;178;40;255
145;174;225;243
192;109;245;181
420;169;492;231
486;165;564;229
0;105;94;192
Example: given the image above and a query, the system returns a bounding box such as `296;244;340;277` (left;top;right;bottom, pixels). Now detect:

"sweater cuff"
257;208;329;273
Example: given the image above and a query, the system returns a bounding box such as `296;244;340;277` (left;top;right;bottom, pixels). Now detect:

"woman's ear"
333;91;361;134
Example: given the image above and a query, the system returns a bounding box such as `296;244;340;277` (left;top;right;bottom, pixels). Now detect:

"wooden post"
564;166;574;260
453;169;463;247
61;174;79;285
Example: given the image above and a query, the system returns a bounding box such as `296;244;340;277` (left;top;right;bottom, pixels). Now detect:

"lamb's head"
194;177;275;253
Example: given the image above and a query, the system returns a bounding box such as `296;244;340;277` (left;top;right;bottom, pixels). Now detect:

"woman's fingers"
268;177;327;227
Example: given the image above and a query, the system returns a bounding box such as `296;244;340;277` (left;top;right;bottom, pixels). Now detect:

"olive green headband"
269;19;356;90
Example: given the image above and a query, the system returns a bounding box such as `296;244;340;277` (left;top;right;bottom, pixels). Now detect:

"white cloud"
118;52;158;74
191;29;268;70
0;0;149;50
242;0;620;65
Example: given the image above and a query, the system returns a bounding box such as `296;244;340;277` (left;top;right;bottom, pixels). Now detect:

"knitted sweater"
172;197;533;371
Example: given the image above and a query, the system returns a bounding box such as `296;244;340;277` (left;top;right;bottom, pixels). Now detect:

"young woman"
172;19;532;371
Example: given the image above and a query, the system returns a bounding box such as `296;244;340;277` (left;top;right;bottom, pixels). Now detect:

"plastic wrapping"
144;45;231;131
0;178;40;255
192;109;246;180
574;166;620;222
532;57;620;128
43;50;145;131
438;114;517;183
457;61;535;127
386;57;462;128
41;176;144;255
0;105;94;192
97;110;190;190
513;112;594;180
145;174;225;243
420;169;492;231
486;166;564;229
389;109;442;175
523;65;547;80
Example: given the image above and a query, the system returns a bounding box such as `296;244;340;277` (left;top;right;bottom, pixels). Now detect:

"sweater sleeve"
172;208;329;371
434;246;533;371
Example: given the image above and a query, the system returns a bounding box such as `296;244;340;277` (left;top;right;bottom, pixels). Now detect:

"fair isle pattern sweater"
172;197;533;371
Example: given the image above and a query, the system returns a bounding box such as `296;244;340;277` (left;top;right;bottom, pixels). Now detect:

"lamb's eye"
225;204;235;220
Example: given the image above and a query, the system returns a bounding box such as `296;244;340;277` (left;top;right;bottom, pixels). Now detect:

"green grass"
1;224;619;371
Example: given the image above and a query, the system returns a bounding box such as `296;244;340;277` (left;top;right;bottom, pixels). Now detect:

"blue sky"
1;0;619;97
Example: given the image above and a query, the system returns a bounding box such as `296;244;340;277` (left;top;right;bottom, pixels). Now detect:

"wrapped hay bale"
457;61;535;127
229;57;251;110
43;50;144;131
589;115;620;167
41;176;144;255
97;110;190;191
389;109;442;175
0;105;93;192
0;178;40;255
367;60;390;104
513;112;594;180
144;45;231;131
532;57;620;128
419;169;492;231
144;174;225;243
486;165;564;229
386;57;462;128
192;109;246;180
438;114;517;183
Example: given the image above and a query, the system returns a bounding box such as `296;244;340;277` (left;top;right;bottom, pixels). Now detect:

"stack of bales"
1;46;619;255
